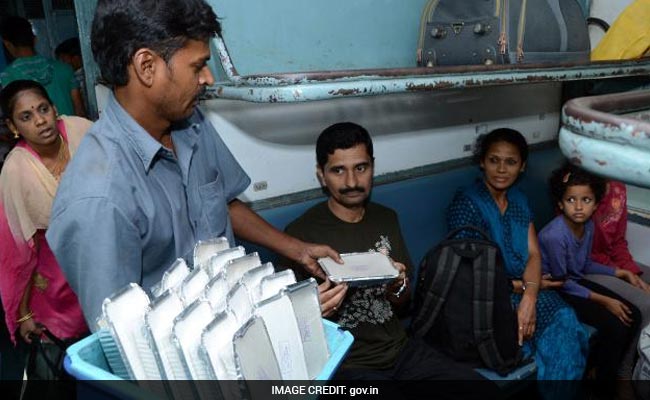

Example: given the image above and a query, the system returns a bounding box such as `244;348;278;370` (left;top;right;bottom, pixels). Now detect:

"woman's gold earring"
12;131;19;139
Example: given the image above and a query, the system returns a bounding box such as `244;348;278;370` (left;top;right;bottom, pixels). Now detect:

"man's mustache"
196;87;208;103
339;187;365;195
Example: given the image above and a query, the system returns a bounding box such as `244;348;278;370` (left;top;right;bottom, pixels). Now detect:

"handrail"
559;90;650;188
210;37;650;103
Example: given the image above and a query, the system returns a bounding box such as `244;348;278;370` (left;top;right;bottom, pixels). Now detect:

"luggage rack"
208;37;650;103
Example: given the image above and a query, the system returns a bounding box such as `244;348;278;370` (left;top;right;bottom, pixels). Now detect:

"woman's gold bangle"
522;281;538;292
16;311;33;324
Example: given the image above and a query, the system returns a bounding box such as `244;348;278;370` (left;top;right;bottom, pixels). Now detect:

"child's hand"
511;280;524;294
636;278;650;293
541;279;564;290
603;297;633;326
615;268;635;283
615;269;650;292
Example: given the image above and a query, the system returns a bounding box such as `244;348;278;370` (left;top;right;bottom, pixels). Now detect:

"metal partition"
560;89;650;188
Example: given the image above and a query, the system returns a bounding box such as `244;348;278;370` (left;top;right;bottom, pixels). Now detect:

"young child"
538;164;641;394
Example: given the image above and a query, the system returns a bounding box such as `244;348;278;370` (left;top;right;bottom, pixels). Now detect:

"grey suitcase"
417;0;590;67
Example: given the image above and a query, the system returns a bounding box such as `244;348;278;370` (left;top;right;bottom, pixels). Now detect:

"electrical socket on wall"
253;181;268;192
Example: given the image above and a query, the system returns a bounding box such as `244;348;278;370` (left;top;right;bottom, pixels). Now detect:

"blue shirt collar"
104;93;201;172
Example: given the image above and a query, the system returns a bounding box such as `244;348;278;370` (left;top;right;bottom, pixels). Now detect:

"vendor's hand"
318;279;348;317
517;293;537;345
603;296;633;326
296;242;342;280
19;318;44;344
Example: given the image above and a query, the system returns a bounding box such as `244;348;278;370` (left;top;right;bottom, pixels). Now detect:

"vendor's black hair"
91;0;221;86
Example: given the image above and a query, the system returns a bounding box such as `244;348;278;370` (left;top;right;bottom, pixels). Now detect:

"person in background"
592;180;650;282
0;16;86;118
282;122;499;399
55;38;88;116
47;0;340;328
0;80;90;377
446;128;589;383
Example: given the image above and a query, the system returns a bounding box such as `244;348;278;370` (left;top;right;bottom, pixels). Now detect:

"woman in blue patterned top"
446;128;589;381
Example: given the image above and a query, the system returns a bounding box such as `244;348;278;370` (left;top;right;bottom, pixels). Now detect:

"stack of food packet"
97;237;331;400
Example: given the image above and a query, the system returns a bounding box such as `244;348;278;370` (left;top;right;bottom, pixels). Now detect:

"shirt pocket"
198;174;228;238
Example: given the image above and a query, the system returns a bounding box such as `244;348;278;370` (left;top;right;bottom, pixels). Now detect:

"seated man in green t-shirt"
0;16;85;117
281;122;498;399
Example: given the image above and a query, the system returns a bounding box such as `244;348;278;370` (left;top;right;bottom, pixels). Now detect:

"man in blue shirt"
47;0;339;327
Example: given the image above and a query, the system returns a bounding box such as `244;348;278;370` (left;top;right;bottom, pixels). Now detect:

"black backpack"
410;226;524;376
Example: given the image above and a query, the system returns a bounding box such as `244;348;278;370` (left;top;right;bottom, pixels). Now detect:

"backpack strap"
412;245;462;337
472;245;522;374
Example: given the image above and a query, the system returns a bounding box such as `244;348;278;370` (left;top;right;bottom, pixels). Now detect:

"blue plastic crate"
65;319;353;398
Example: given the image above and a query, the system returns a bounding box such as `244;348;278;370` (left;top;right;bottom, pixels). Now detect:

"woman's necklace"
47;136;69;181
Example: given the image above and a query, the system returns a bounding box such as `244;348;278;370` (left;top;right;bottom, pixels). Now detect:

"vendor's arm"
46;198;143;329
228;199;341;279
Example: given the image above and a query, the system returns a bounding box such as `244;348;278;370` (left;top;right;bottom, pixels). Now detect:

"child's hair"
549;163;606;204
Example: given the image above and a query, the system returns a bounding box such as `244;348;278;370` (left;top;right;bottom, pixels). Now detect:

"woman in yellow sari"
0;80;90;350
